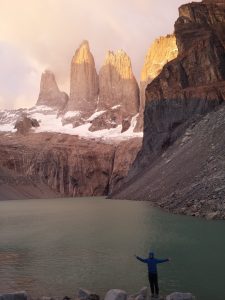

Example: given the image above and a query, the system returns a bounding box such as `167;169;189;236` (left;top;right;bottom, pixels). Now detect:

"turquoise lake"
0;197;224;300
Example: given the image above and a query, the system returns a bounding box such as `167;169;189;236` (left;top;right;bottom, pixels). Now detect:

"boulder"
14;114;39;135
77;289;99;300
128;287;148;300
104;289;127;300
166;292;195;300
0;292;27;300
77;289;92;300
121;118;131;133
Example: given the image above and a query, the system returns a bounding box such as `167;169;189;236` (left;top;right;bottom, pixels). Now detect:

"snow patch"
30;105;53;112
64;111;80;119
111;105;121;110
87;110;105;121
0;107;143;141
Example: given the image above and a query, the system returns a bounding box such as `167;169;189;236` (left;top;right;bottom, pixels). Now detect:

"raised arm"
135;255;148;263
156;258;169;264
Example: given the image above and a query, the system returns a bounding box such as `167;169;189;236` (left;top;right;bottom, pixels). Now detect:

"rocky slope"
0;132;142;199
111;0;225;219
135;35;178;131
111;104;225;220
36;70;69;110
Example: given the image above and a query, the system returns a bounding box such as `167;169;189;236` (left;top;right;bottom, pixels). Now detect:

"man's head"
149;252;154;258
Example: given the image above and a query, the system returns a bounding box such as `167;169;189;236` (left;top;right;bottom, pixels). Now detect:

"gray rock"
77;289;92;300
87;295;100;300
14;114;39;135
128;287;148;300
104;289;127;300
121;118;131;133
166;292;195;300
40;297;54;300
77;289;99;300
0;292;27;300
206;211;219;220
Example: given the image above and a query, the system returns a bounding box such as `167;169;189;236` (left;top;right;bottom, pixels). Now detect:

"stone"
14;114;39;135
104;289;127;300
121;118;131;133
77;289;92;300
40;297;54;300
166;292;195;300
63;297;71;300
66;40;98;115
206;211;219;220
89;108;121;132
36;70;69;110
87;295;100;300
0;292;27;300
128;287;148;300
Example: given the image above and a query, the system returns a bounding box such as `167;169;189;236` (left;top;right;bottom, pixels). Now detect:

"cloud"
0;0;200;109
0;42;41;109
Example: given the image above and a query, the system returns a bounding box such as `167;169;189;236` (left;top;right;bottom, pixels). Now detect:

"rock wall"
135;35;178;131
139;0;225;166
0;133;142;199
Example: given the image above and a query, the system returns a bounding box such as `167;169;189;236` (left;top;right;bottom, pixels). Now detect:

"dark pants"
148;272;159;295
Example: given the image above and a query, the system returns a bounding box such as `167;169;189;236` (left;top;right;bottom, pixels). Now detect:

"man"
135;252;170;298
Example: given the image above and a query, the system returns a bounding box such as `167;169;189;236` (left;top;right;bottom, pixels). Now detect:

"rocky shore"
0;288;196;300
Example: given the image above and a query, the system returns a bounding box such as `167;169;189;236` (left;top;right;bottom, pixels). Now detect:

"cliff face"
98;50;139;113
111;0;225;219
140;35;178;110
141;0;225;161
0;133;142;199
88;50;140;132
66;40;99;115
135;35;178;131
36;70;69;110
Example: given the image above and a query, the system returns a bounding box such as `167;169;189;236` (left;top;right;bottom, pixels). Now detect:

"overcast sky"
0;0;200;109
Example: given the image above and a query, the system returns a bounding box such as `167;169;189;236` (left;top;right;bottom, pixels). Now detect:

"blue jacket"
136;255;169;274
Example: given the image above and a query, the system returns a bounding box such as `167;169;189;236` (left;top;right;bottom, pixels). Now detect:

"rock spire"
66;40;99;114
36;70;68;110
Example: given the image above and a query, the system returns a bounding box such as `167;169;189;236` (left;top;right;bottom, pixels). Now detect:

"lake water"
0;197;224;300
